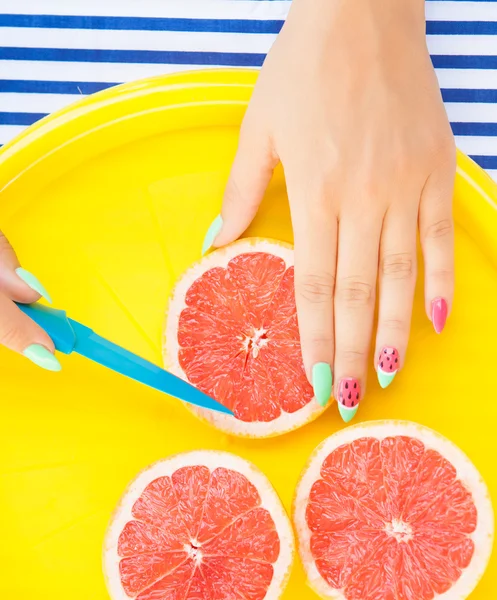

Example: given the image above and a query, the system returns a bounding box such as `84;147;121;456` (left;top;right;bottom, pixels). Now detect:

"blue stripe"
442;88;497;103
3;48;497;70
0;111;46;125
3;81;497;103
0;14;284;34
470;155;497;169
432;55;497;69
0;47;266;66
0;79;116;94
2;14;496;35
427;21;497;35
452;122;497;135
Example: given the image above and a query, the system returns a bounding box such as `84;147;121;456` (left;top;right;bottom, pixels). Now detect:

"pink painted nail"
431;297;448;334
377;347;399;389
338;378;361;423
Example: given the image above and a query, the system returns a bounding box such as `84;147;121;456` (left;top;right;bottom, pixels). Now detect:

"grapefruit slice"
164;238;327;438
104;451;294;600
294;421;493;600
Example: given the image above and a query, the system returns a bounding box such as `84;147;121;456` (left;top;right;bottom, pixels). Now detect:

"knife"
16;302;232;416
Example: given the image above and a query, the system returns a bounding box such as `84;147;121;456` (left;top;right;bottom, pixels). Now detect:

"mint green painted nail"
15;267;52;303
312;363;332;407
338;403;358;423
23;345;61;372
377;368;397;389
201;215;223;255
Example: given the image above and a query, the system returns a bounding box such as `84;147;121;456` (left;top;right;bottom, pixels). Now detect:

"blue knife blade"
16;303;232;415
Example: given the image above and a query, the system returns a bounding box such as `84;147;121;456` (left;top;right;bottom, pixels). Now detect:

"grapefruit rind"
163;238;328;438
293;421;494;600
104;450;295;600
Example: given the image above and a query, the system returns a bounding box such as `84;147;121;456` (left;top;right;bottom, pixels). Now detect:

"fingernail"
377;347;399;389
338;378;360;423
201;215;223;255
15;267;52;303
23;344;61;372
431;297;448;334
312;363;332;407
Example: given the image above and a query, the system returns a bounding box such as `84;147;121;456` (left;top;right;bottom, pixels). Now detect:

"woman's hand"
203;0;455;420
0;231;60;371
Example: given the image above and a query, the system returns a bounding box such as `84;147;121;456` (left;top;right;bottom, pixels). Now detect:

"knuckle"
424;218;453;240
340;348;368;363
0;322;24;349
428;268;454;283
0;231;13;260
297;272;335;305
304;333;334;347
381;252;414;280
381;318;405;332
336;277;373;307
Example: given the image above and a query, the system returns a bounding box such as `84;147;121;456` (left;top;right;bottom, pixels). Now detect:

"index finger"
288;181;337;408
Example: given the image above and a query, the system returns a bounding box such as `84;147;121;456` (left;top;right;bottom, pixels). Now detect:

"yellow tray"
0;70;496;599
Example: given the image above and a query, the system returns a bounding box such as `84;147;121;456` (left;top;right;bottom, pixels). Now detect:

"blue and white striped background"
1;0;497;180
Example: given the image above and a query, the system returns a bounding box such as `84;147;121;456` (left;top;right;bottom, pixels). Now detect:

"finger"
419;162;456;334
0;231;52;303
289;183;337;408
0;292;60;371
202;113;278;254
334;213;382;422
375;205;418;389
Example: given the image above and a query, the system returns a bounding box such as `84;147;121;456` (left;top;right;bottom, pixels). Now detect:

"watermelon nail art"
377;347;399;389
338;378;360;423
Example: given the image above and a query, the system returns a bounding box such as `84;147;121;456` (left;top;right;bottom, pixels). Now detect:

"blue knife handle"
15;303;77;354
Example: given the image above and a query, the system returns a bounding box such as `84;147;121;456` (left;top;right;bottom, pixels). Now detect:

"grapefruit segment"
195;466;261;543
202;507;280;562
104;451;294;600
294;421;493;600
170;466;210;540
119;552;187;596
164;239;327;438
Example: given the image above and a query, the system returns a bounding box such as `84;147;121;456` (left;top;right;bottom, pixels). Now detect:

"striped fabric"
1;0;497;180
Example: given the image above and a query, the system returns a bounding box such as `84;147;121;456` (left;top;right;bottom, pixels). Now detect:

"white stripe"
426;2;497;21
0;0;291;20
4;28;496;57
436;69;497;89
456;136;497;156
486;169;497;180
428;35;497;56
0;92;84;113
0;125;26;144
0;27;277;54
0;60;220;82
446;102;497;123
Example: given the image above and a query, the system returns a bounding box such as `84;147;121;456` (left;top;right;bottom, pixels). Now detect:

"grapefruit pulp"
104;451;294;600
164;239;327;437
294;421;493;600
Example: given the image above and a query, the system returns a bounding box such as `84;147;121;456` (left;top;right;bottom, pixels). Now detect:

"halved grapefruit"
164;238;327;438
104;451;294;600
294;421;493;600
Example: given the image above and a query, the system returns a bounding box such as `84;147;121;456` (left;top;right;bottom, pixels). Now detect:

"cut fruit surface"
164;239;327;437
104;451;294;600
294;421;494;600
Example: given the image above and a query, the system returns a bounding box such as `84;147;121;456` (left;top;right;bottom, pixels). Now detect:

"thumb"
0;231;51;304
202;115;278;253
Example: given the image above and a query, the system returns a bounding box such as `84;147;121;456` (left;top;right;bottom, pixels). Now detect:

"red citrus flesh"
118;466;278;599
177;251;311;421
294;422;493;600
105;452;294;600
